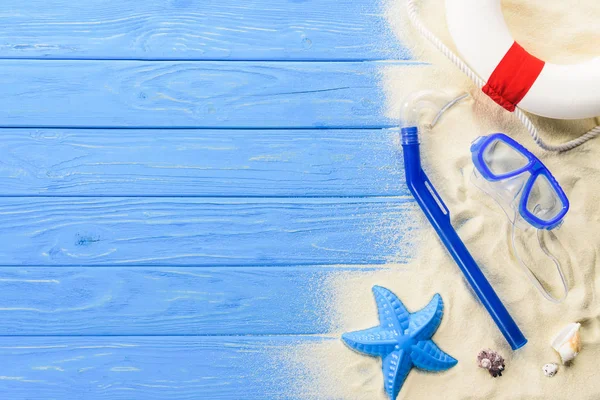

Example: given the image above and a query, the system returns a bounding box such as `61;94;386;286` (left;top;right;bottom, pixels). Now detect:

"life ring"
445;0;600;120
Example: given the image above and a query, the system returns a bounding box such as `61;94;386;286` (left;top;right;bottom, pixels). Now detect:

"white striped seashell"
551;323;581;364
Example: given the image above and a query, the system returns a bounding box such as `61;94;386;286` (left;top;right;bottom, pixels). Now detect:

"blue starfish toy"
341;286;457;400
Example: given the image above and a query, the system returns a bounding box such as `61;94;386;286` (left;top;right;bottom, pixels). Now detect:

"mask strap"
510;218;568;303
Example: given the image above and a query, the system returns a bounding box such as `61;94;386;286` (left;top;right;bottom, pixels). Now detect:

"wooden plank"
0;0;407;61
0;266;385;336
0;60;400;128
0;335;327;399
0;197;416;266
0;128;407;197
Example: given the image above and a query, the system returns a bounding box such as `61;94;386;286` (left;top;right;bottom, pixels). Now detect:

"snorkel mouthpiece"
400;93;527;350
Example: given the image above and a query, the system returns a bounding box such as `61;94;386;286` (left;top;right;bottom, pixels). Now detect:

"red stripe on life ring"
482;42;545;112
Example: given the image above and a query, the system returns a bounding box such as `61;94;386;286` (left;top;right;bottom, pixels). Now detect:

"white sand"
282;1;600;399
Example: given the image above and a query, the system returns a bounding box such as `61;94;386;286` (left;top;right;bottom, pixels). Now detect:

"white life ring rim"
445;0;600;120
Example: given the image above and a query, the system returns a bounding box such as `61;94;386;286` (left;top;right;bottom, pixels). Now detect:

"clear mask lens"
483;139;529;177
471;168;531;230
527;174;564;223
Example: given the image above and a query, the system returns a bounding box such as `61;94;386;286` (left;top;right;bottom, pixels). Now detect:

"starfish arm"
342;327;398;357
410;340;458;372
382;349;412;400
372;285;410;334
408;293;444;341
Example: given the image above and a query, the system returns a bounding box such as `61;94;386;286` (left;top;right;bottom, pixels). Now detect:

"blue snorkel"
400;92;527;350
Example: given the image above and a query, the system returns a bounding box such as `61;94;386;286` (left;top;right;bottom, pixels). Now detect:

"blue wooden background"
0;1;414;398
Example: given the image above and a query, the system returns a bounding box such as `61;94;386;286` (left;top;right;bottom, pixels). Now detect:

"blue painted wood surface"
0;60;407;128
0;197;415;266
0;128;407;196
0;0;408;61
0;1;414;398
0;335;331;399
0;266;384;336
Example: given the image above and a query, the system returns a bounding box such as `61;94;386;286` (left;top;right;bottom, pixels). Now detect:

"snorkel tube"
400;92;527;350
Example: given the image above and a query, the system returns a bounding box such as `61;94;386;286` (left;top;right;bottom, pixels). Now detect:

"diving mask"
470;133;569;303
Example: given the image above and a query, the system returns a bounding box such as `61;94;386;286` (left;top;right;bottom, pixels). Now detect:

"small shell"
477;349;505;377
543;363;558;377
551;323;581;364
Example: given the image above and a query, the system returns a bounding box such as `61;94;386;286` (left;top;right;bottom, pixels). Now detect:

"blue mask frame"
471;133;569;230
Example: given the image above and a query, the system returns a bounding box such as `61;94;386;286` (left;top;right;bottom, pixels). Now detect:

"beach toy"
471;133;569;302
551;323;582;364
400;91;527;351
477;349;505;377
406;0;600;152
543;363;558;377
341;286;457;400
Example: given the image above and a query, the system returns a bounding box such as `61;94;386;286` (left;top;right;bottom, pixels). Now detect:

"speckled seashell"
543;363;558;377
477;349;505;377
551;323;581;364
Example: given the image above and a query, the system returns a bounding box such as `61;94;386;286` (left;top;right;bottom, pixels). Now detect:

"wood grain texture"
0;3;416;397
0;335;328;399
0;60;410;128
0;128;407;197
0;0;408;61
0;266;391;336
0;197;417;266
